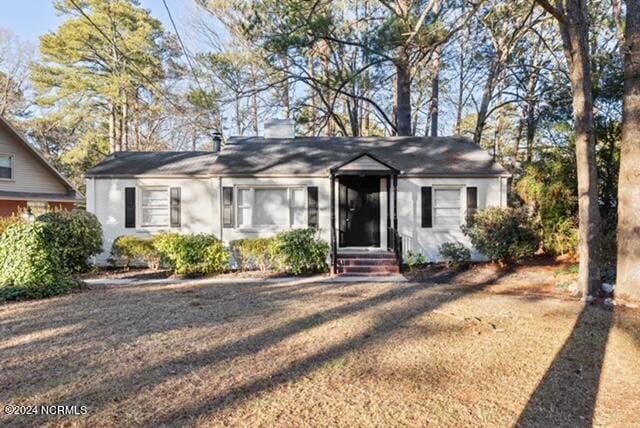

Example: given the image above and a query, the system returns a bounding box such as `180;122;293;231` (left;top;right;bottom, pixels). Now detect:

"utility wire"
67;0;185;114
161;0;206;94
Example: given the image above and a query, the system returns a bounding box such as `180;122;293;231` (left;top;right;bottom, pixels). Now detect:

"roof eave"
0;116;79;194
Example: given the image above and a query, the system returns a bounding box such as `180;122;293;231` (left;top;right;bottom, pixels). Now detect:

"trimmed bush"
37;210;103;273
231;238;274;271
154;233;230;276
439;242;471;268
406;251;427;271
462;207;538;263
110;236;162;270
0;222;82;301
269;228;329;275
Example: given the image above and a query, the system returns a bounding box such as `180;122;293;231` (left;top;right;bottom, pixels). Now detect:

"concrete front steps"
336;251;400;276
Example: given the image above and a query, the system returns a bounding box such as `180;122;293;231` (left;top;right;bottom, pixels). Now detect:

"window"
291;188;306;227
237;188;252;227
434;188;461;227
236;187;306;228
141;187;169;227
0;154;12;179
255;188;288;226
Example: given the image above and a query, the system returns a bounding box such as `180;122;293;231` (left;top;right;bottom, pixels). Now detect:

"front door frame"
329;152;400;274
338;175;381;248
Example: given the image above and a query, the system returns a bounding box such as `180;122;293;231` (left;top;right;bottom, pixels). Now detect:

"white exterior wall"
88;177;219;264
88;174;507;265
396;176;508;262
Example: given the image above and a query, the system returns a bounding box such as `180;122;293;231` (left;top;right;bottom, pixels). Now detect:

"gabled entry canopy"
330;152;400;176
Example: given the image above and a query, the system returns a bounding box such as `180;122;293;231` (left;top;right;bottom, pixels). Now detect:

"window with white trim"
141;187;170;227
0;154;13;179
433;188;461;227
236;187;306;228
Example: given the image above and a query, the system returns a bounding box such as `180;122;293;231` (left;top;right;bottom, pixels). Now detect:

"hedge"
153;233;230;276
37;210;103;273
0;222;83;301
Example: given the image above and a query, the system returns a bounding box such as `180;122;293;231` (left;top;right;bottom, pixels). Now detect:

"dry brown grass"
1;266;639;427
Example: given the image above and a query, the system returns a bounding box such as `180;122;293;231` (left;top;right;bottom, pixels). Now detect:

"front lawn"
1;266;638;426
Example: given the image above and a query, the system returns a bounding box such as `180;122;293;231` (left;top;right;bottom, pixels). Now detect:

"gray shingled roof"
86;151;219;177
86;136;509;177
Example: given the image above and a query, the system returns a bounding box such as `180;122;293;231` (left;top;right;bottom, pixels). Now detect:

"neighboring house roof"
86;136;510;178
0;116;82;200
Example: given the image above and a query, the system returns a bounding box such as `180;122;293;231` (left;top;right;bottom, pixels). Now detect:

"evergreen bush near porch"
153;233;230;276
269;229;329;275
462;207;538;263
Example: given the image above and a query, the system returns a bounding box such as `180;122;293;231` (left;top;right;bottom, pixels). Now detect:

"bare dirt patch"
1;264;638;427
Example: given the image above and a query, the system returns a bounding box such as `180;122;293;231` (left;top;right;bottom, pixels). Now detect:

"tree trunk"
455;26;469;135
473;58;501;144
395;48;412;136
282;56;290;119
309;56;317;136
560;0;602;296
492;79;505;161
121;91;129;151
429;0;443;137
134;91;141;151
429;47;441;137
251;65;259;135
235;94;242;136
109;103;118;153
617;0;640;299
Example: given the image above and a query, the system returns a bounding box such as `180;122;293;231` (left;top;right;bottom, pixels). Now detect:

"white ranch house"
86;121;510;274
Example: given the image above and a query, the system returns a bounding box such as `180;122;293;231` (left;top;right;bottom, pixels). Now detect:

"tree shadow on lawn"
517;305;614;428
0;279;349;394
89;271;513;425
0;267;507;426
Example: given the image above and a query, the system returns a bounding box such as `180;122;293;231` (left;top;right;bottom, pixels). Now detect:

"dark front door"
339;176;380;247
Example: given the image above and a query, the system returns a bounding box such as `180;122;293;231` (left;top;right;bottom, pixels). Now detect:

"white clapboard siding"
0;126;67;194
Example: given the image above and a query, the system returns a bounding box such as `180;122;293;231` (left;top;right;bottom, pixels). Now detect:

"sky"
0;0;213;52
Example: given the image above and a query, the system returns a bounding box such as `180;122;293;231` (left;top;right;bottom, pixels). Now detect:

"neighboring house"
0;116;82;217
86;120;510;273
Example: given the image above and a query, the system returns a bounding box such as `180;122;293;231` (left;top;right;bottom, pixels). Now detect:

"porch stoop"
336;251;400;276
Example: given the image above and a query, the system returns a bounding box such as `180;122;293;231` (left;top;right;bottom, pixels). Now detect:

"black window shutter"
170;187;181;227
421;186;432;228
125;187;136;228
467;186;478;221
307;186;319;228
222;187;234;228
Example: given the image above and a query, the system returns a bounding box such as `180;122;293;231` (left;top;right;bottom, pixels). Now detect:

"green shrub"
406;251;427;271
462;207;538;263
110;236;162;270
0;222;82;301
231;238;274;271
269;229;329;275
154;233;230;276
439;242;471;268
0;214;24;236
36;210;103;273
542;217;578;256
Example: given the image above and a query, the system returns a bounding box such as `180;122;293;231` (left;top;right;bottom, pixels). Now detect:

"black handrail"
387;227;403;272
